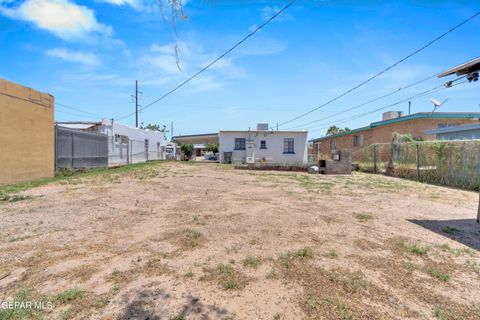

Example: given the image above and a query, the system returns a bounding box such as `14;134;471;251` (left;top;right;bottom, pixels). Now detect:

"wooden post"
415;143;420;181
477;188;479;223
373;144;377;174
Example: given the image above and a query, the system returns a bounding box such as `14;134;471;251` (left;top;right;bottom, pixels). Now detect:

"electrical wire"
55;102;104;118
54;108;100;119
277;10;480;127
115;0;298;121
308;79;468;135
283;73;438;130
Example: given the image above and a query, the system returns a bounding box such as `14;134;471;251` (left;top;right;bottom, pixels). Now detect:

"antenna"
430;97;449;113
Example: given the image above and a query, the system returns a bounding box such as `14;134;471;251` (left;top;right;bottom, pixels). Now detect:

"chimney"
382;111;403;121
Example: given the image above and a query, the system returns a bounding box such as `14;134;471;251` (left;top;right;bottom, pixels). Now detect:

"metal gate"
55;125;108;171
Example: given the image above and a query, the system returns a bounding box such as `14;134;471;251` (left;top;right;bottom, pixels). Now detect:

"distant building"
0;78;54;184
219;123;308;164
425;123;480;140
57;119;167;165
311;111;480;160
173;124;308;164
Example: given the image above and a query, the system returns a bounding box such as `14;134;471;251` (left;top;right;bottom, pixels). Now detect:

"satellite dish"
430;98;442;107
430;97;449;113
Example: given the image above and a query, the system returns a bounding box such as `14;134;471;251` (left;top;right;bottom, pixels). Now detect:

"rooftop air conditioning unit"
382;111;403;121
256;123;269;131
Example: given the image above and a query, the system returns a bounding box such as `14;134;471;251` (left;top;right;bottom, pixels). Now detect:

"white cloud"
97;0;185;13
99;0;143;10
261;6;292;22
139;41;236;92
46;48;100;66
0;0;112;40
140;36;287;92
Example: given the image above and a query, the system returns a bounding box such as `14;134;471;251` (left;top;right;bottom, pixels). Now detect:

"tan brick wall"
313;117;480;160
0;78;54;185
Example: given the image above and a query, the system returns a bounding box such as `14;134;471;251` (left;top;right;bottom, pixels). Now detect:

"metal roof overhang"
438;57;480;78
172;133;219;144
425;123;480;135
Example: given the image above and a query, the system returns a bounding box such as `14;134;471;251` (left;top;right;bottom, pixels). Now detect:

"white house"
57;119;168;165
218;123;308;164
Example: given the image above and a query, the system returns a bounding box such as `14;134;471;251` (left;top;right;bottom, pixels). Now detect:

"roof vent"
382;111;403;121
256;123;269;131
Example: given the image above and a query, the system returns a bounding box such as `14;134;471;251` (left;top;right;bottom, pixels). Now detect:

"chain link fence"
56;126;167;170
108;136;165;166
352;140;480;190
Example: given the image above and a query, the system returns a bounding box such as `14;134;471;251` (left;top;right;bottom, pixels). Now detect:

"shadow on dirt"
118;288;230;320
408;218;480;250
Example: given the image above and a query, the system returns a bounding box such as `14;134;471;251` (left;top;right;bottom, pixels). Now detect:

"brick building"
311;112;480;160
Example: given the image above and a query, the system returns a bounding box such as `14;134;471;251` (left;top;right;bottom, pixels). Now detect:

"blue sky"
1;0;479;139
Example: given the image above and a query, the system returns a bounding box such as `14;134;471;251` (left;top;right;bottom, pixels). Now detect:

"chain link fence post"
415;143;420;181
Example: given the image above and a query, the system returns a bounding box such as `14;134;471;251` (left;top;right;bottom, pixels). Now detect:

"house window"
115;134;128;144
438;123;460;129
353;135;363;147
260;140;267;149
283;138;294;154
330;140;336;150
234;138;246;150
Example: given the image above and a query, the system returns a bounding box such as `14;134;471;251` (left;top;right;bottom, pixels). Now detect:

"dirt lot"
1;161;479;320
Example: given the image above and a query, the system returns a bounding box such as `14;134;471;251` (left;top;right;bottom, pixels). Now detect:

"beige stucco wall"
0;78;54;185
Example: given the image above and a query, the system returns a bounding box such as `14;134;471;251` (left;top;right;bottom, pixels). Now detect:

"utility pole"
276;122;279;131
135;80;139;128
170;121;174;141
408;101;411;115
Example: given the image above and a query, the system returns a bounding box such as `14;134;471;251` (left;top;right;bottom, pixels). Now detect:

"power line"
308;80;468;134
0;91;52;108
284;73;438;130
54;108;100;119
55;102;104;118
277;10;480;127
115;0;298;121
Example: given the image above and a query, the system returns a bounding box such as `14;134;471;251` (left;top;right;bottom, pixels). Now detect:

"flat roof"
56;123;98;130
172;133;219;144
311;112;480;142
219;130;307;134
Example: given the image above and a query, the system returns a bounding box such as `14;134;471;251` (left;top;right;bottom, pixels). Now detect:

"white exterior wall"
218;130;308;164
97;119;166;164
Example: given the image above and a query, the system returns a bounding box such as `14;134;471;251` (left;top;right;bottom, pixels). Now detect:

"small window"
330;140;336;150
353;135;363;147
260;140;267;149
115;134;128;144
283;138;294;154
234;138;246;150
438;123;460;129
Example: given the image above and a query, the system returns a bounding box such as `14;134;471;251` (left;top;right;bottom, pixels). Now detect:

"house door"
246;141;255;164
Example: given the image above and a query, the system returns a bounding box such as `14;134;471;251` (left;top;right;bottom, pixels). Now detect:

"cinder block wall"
0;78;54;185
314;117;478;160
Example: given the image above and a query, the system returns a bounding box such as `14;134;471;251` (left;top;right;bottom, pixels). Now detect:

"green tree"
180;144;194;161
204;143;219;154
140;123;168;140
392;131;425;142
326;126;350;136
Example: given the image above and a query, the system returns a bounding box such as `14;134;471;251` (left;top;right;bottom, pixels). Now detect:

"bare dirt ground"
0;161;479;320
